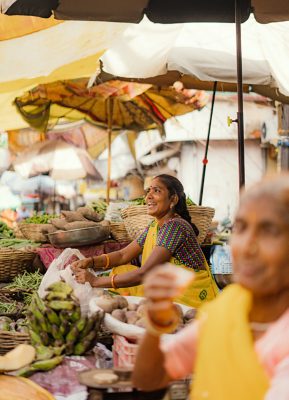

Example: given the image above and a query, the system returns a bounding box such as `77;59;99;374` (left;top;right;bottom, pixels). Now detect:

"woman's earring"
170;204;174;210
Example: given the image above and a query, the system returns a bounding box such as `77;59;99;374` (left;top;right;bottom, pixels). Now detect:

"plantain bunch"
22;281;104;376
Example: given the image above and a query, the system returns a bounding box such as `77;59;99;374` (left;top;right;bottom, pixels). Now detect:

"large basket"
110;222;131;243
121;205;215;244
13;224;26;239
0;248;36;282
187;205;215;244
19;223;50;243
0;331;30;355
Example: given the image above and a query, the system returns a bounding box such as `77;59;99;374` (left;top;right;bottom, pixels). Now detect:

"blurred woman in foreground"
133;174;289;400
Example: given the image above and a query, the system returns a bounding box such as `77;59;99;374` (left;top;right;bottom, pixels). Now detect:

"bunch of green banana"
27;281;104;364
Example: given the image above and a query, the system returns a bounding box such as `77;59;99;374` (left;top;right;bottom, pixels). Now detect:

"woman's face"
231;196;289;297
145;178;174;219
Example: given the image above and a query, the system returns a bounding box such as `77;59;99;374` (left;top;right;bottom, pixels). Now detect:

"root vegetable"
125;311;138;325
114;295;128;309
136;304;147;318
111;309;127;323
127;303;138;311
135;317;146;328
93;294;119;313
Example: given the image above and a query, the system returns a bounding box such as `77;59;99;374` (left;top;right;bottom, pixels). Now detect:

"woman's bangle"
145;307;180;337
103;254;110;270
91;256;95;270
111;273;117;290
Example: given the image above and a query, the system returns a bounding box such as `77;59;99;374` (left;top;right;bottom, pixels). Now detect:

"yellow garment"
192;284;269;400
111;220;218;306
109;264;144;296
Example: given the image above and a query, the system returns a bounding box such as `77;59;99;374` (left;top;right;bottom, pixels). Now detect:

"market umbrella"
14;78;207;201
12;139;102;181
3;1;289;24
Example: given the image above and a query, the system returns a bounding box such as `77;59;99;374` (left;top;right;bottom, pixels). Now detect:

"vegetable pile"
0;316;28;333
0;238;39;249
89;200;107;217
0;220;14;239
94;292;196;332
23;214;58;224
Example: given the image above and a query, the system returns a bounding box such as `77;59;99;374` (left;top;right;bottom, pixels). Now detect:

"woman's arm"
75;245;173;288
133;334;170;391
133;264;198;390
71;240;142;272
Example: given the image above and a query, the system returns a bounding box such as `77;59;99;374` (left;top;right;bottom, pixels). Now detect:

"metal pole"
198;81;217;205
235;0;245;189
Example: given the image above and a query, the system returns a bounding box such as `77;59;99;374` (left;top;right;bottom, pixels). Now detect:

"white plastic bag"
38;248;103;315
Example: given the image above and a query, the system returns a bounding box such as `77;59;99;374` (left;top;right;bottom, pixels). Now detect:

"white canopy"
101;17;289;97
0;16;127;130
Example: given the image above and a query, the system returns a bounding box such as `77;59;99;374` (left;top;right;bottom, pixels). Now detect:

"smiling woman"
71;174;218;308
132;173;289;400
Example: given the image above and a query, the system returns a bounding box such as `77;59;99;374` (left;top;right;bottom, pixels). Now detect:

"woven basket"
19;223;50;243
13;224;26;239
121;205;215;244
187;205;215;244
0;248;36;282
110;222;131;243
0;331;30;354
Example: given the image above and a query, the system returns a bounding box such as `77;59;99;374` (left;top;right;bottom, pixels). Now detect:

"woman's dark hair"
156;174;199;236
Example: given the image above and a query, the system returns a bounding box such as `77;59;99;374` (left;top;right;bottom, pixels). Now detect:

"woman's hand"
71;255;105;273
144;264;180;327
71;258;93;272
73;267;95;285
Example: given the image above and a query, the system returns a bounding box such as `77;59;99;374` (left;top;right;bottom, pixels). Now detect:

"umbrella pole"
198;81;217;206
106;98;112;204
235;0;245;189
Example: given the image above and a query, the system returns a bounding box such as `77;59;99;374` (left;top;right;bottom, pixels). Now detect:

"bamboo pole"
106;98;112;204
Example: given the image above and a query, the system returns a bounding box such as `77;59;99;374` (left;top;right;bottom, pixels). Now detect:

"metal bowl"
48;226;110;248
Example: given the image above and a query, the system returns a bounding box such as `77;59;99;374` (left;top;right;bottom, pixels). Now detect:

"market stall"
0;196;216;399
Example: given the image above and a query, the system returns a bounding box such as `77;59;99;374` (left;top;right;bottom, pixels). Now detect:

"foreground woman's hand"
144;264;181;327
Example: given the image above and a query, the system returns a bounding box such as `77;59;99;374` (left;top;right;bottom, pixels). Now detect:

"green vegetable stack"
0;238;39;249
25;281;104;375
89;200;107;216
23;214;58;224
0;221;14;239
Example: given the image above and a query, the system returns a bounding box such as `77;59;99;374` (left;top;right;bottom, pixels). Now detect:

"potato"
184;308;197;321
138;299;147;306
135;317;146;328
114;295;128;309
125;311;138;325
127;303;138;312
111;309;127;323
93;294;119;313
136;304;147;318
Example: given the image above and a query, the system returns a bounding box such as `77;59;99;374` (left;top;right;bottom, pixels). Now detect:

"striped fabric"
136;217;204;271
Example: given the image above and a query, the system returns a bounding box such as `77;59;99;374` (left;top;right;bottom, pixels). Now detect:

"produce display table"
29;352;169;400
36;242;130;269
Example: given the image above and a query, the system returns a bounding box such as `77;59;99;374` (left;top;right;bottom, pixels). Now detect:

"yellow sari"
110;221;218;307
191;284;269;399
